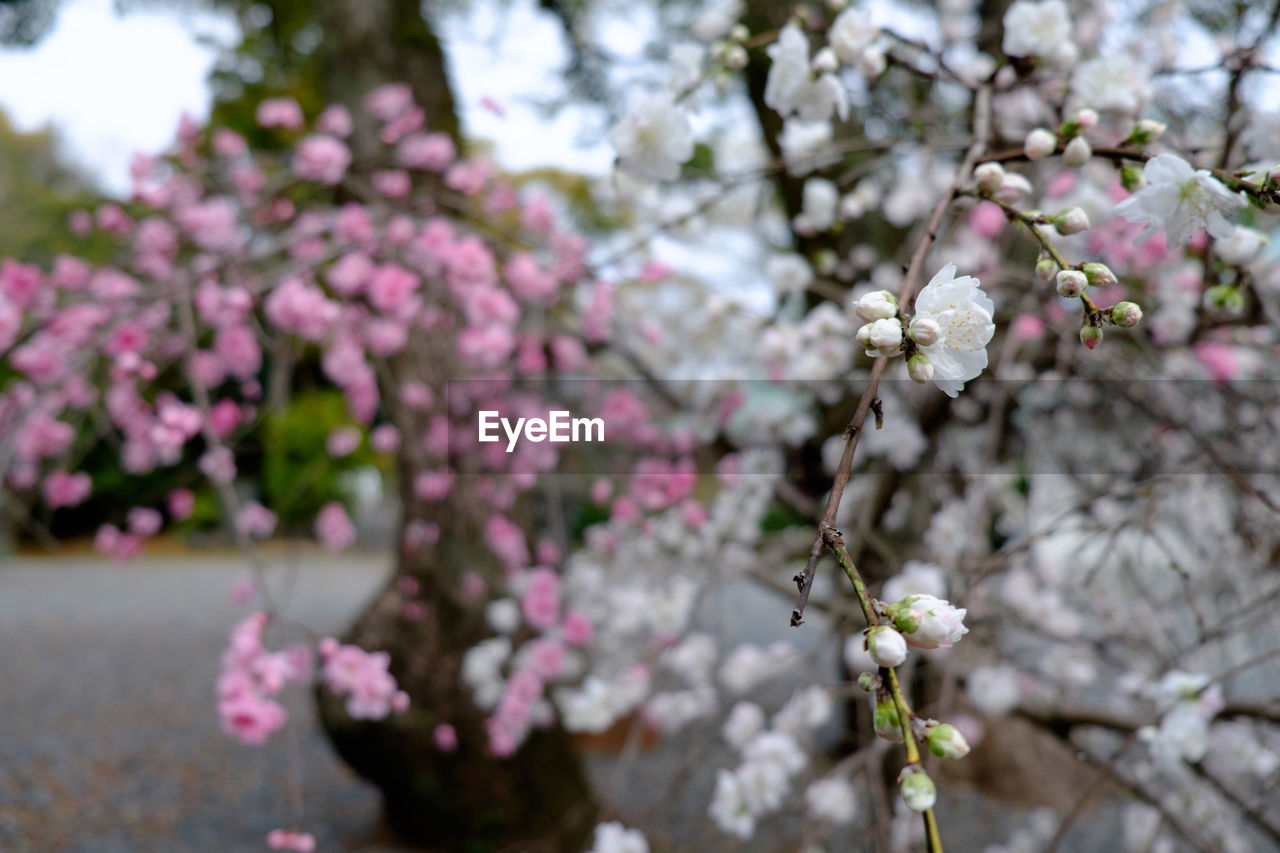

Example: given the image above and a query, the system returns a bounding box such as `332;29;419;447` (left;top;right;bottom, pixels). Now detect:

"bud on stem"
1052;207;1090;235
867;625;908;667
1111;301;1143;328
974;162;1005;195
907;353;934;384
1063;136;1092;168
899;766;937;812
1056;269;1087;298
1204;284;1245;316
1082;262;1117;287
873;697;904;742
925;722;971;759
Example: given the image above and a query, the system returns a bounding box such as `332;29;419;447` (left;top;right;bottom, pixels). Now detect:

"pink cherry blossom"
397;132;457;171
370;424;401;453
256;97;304;130
266;829;316;852
519;567;561;630
236;502;278;539
434;723;458;752
561;611;594;647
167;489;196;521
486;514;529;573
42;471;91;508
294;134;352;185
326;427;362;458
315;502;357;551
367;264;420;312
365;83;414;120
317;103;354;137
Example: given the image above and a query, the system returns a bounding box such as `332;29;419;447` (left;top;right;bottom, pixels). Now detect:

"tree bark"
261;0;600;847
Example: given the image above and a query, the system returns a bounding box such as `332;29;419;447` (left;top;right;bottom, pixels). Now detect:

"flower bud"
867;318;904;354
1218;227;1267;265
907;353;934;384
1111;301;1143;328
729;23;749;42
815;249;839;275
974;162;1005;194
1128;119;1166;145
1075;108;1099;131
1080;324;1103;350
1035;257;1060;282
853;289;898;321
1024;128;1056;161
889;595;968;648
812;47;839;75
1081;262;1117;287
1063;136;1092;168
907;317;941;347
857;672;877;692
1121;165;1147;192
926;723;971;759
857;47;886;78
724;45;748;70
1055;269;1087;298
873;698;904;742
1052;207;1090;235
899;767;937;812
855;323;872;347
866;625;907;668
995;173;1032;204
1203;284;1245;315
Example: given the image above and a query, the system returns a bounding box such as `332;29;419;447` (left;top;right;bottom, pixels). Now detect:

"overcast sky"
0;0;234;194
0;0;617;196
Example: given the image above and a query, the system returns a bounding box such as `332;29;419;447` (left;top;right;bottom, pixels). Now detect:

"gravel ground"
0;550;414;853
0;549;828;853
0;550;1127;853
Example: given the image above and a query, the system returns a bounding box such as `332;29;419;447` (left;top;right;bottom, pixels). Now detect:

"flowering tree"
6;0;1280;851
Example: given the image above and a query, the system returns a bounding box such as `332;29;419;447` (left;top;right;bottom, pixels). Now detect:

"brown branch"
790;83;993;628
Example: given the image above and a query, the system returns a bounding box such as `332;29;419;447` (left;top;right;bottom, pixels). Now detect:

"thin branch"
791;83;993;628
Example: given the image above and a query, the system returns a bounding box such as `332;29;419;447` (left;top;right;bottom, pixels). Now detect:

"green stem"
823;529;943;853
886;667;920;765
924;809;944;852
981;195;1104;319
826;528;878;627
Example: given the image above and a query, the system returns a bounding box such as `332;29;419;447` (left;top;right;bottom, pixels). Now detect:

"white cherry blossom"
608;93;694;182
709;769;756;838
1070;54;1151;114
1002;0;1072;60
805;775;859;824
910;262;995;397
765;24;849;123
1115;153;1247;245
588;822;650;853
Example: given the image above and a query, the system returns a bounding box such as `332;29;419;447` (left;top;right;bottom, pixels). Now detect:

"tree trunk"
269;0;600;847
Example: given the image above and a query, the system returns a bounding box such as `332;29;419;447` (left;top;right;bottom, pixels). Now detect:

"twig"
790;83;993;628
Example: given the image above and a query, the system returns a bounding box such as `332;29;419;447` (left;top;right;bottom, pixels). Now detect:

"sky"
0;0;236;195
0;0;617;196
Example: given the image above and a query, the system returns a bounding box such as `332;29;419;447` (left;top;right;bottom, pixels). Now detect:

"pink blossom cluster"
318;638;409;720
519;567;562;630
627;456;697;511
314;502;357;551
217;613;310;745
0;83;717;846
